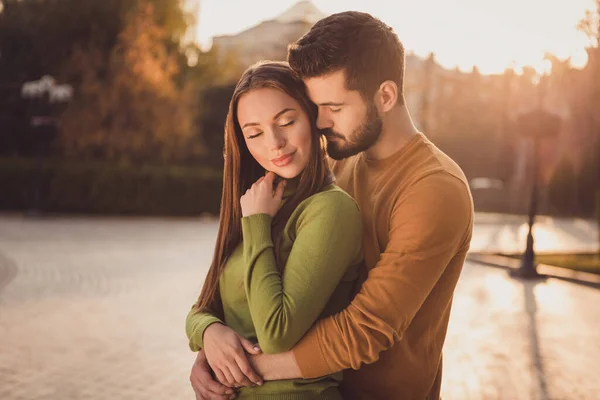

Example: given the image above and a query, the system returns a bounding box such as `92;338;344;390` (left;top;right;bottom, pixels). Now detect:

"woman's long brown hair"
192;61;333;317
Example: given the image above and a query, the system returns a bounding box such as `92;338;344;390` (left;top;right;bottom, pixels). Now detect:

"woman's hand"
240;172;286;218
203;323;264;388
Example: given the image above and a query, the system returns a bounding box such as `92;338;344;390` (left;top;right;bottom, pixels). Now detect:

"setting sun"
194;0;596;74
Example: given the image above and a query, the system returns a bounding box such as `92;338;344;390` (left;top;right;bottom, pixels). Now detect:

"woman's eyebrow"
241;108;296;129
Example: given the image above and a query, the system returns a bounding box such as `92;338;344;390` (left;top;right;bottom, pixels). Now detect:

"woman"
186;61;363;399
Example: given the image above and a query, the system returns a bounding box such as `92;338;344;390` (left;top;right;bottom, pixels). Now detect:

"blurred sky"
193;0;596;75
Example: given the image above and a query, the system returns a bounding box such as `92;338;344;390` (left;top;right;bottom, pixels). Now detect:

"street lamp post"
21;76;72;215
510;109;561;279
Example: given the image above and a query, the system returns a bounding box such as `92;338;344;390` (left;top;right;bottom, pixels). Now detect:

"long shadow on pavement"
522;278;550;400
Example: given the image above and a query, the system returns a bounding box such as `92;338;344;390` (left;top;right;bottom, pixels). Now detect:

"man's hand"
190;350;235;400
203;323;264;388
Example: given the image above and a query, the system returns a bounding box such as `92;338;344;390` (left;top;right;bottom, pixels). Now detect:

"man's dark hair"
288;11;405;104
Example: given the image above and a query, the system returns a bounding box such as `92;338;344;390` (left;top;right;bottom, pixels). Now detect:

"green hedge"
0;157;223;216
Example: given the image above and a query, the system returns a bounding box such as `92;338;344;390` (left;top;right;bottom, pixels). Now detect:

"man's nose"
316;111;333;130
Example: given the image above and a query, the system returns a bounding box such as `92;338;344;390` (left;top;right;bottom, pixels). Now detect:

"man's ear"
375;80;399;113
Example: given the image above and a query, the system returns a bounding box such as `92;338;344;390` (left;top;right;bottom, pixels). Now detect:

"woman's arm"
242;190;362;354
185;305;223;351
187;305;264;388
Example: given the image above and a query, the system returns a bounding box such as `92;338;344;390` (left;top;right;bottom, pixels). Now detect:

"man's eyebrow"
241;108;296;129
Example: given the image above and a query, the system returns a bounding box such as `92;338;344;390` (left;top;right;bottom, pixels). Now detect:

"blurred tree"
495;67;517;182
0;0;238;163
576;140;600;214
431;66;504;180
577;0;600;49
0;0;190;80
418;52;435;133
198;84;236;168
576;0;600;216
58;3;198;162
548;156;577;215
578;0;600;138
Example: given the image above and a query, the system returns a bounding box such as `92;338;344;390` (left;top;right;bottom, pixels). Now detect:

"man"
190;11;473;400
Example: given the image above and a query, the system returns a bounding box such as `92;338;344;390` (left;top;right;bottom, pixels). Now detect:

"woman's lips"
271;151;295;168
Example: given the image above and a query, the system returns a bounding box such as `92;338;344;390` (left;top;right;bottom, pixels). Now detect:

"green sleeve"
241;191;362;354
185;305;223;351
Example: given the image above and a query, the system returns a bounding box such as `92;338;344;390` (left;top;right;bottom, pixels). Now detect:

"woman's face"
237;88;312;179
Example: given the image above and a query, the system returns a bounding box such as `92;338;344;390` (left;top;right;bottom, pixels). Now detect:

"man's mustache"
320;128;344;140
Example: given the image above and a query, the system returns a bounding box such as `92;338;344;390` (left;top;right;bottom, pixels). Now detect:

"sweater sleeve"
241;191;362;355
185;305;224;352
292;172;473;377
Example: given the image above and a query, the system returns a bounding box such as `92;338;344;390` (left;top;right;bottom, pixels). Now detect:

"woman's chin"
275;167;303;180
277;172;299;180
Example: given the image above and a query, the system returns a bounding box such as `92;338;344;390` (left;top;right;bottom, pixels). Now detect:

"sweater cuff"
292;322;334;378
188;316;223;352
241;213;273;260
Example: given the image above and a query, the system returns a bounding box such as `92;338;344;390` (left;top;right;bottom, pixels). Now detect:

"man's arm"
190;350;236;399
289;172;473;378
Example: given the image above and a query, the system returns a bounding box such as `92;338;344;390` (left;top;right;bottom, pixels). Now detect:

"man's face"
304;69;383;160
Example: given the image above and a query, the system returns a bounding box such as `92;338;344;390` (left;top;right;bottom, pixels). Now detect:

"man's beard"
321;102;383;160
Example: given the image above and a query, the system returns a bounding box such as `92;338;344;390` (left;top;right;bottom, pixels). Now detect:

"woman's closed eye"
246;120;294;138
247;132;263;139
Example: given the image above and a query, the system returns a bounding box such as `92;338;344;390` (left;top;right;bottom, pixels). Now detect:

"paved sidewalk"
471;212;598;254
0;215;598;399
443;262;600;399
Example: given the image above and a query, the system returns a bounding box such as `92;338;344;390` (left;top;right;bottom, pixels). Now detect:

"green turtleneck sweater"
186;183;363;399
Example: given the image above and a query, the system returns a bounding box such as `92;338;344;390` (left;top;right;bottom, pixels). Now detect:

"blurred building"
210;0;428;105
211;1;325;67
